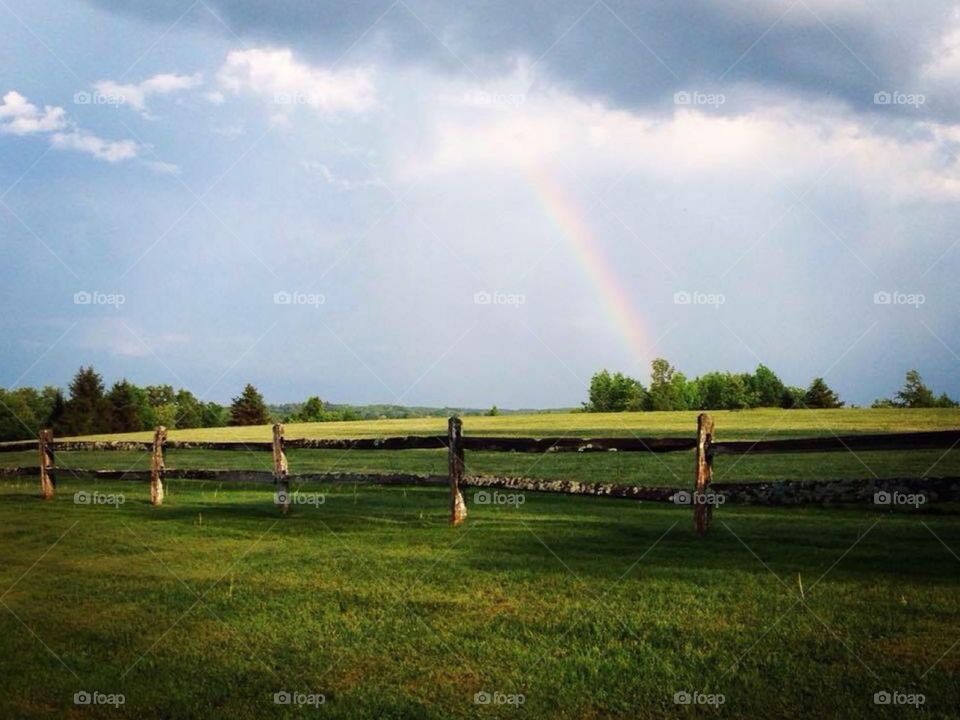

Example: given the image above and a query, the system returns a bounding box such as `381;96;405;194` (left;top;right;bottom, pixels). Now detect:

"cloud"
91;0;960;121
216;47;375;116
0;91;67;135
50;130;139;163
0;89;141;164
93;72;203;113
403;77;960;203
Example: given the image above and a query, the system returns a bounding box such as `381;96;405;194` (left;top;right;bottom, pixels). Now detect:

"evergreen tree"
802;377;844;409
229;384;269;426
107;380;143;433
895;370;937;408
61;366;108;435
46;388;66;431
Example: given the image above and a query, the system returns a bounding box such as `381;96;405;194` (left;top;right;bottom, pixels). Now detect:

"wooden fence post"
38;429;55;500
694;413;715;536
273;423;290;514
448;417;467;526
150;426;167;506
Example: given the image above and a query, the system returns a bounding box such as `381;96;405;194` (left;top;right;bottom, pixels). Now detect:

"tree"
780;386;805;409
487;405;500;417
175;389;204;428
802;377;844;409
61;366;108;435
107;380;143;433
294;396;326;422
145;384;176;408
936;392;959;408
229;384;269;426
0;388;46;441
648;359;688;411
749;365;786;407
584;370;647;412
895;370;937;408
46;388;66;430
201;401;227;427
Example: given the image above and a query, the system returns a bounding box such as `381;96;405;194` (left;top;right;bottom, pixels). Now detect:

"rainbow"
528;165;652;365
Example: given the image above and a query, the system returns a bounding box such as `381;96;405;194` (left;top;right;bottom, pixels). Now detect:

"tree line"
584;360;957;412
0;367;371;442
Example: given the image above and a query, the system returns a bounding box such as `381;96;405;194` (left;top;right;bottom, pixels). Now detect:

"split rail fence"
3;416;960;535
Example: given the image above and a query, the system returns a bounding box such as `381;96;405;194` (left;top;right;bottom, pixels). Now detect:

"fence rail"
7;417;960;535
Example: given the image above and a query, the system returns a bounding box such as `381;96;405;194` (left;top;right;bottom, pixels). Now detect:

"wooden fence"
6;416;960;535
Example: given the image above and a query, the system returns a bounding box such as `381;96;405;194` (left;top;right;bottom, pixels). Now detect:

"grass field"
58;407;960;442
2;409;959;718
4;408;958;488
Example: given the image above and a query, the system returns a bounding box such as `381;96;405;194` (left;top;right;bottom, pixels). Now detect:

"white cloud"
217;47;375;116
93;72;203;113
50;130;139;163
0;89;142;165
403;81;960;203
0;91;67;135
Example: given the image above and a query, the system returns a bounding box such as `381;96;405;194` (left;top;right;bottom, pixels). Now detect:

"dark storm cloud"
89;0;957;117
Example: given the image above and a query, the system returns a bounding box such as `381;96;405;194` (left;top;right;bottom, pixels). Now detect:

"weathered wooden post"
448;416;467;525
694;413;715;536
150;426;167;506
38;429;55;500
272;423;290;515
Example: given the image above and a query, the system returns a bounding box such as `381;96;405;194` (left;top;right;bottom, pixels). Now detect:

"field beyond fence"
5;408;960;535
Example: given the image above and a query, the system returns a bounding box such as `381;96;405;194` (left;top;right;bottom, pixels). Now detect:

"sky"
1;0;959;408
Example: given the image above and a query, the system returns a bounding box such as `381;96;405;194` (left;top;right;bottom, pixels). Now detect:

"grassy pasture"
2;408;959;718
1;447;959;488
1;479;959;718
59;407;960;443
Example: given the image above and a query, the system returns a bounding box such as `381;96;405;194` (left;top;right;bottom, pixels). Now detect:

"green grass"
2;447;958;488
59;407;960;443
1;478;959;718
2;409;959;717
3;408;957;488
